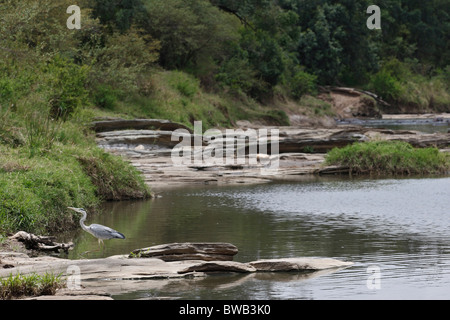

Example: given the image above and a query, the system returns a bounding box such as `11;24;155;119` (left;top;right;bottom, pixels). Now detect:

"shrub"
0;77;14;103
83;27;160;92
298;95;334;117
24;107;62;157
369;69;403;101
43;55;89;119
0;61;36;106
289;68;318;99
143;0;236;70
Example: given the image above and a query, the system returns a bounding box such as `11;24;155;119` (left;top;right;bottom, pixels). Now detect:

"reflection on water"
61;176;450;300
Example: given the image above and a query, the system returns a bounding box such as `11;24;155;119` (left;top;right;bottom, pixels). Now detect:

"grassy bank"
0;105;150;235
325;141;450;175
97;69;291;130
0;143;150;235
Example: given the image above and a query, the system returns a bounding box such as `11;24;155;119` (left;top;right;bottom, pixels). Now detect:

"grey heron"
67;207;125;246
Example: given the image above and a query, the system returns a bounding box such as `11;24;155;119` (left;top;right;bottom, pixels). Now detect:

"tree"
297;6;343;84
89;0;147;32
295;1;380;85
377;0;450;68
142;0;239;70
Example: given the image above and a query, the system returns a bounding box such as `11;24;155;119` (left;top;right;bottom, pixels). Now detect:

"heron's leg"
79;251;90;259
98;239;106;252
79;250;95;258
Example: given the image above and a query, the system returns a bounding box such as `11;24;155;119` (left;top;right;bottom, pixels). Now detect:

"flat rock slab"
96;130;193;148
0;243;354;299
0;253;205;282
249;257;354;272
1;253;353;281
176;258;353;274
130;242;239;261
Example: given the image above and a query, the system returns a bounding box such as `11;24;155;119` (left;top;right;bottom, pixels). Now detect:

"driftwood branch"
320;86;391;107
9;231;74;253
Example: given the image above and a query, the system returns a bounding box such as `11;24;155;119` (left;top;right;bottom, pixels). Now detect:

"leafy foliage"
89;0;148;32
288;67;318;100
43;55;90;119
142;0;238;70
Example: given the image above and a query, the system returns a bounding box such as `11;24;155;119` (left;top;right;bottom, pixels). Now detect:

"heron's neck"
79;211;89;232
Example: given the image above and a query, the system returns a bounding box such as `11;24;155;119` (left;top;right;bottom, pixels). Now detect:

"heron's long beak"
67;207;78;211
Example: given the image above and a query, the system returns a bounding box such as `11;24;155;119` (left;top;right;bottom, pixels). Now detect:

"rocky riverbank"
92;118;450;189
0;242;353;300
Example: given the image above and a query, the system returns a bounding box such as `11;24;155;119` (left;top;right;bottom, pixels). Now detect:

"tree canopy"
1;0;449;111
108;0;448;99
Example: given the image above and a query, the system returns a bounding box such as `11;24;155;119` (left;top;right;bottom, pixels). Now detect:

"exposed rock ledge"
0;242;353;300
94;121;450;189
91;118;193;133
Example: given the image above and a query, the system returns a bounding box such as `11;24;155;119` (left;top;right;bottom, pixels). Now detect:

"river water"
337;118;449;133
63;175;450;300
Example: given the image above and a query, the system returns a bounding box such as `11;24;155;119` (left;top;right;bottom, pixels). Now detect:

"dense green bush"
262;109;290;126
81;27;160;91
142;0;238;70
289;68;318;100
0;61;36;106
369;69;403;101
43;55;90;119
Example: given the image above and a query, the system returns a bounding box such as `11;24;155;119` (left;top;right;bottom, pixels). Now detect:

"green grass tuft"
325;141;450;175
0;272;65;300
